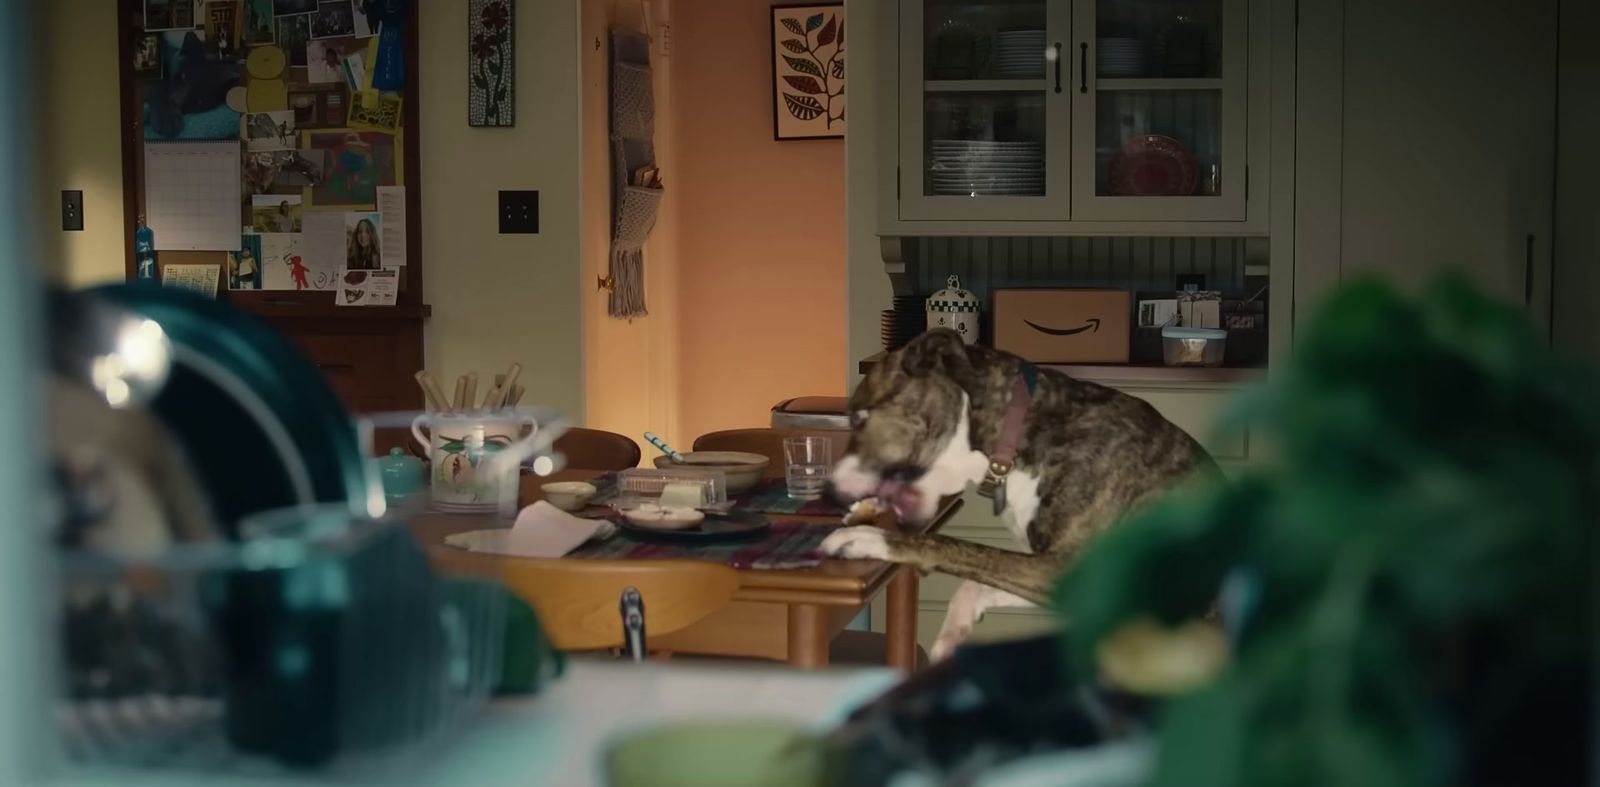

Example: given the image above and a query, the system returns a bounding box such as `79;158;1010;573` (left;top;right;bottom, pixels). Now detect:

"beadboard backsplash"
912;236;1267;301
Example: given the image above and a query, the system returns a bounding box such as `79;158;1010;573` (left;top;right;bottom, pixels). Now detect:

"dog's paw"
819;526;893;560
930;630;967;663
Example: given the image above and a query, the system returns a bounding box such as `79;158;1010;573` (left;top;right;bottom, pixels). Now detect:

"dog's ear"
899;329;972;377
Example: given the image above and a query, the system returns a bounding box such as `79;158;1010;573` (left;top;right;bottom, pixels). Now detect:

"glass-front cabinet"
898;0;1250;224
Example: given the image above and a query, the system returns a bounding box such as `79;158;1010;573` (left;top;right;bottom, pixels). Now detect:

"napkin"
444;501;615;558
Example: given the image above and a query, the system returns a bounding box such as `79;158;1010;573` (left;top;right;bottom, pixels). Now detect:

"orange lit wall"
670;0;847;442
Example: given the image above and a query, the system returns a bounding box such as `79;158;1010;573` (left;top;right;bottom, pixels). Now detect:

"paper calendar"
144;142;243;251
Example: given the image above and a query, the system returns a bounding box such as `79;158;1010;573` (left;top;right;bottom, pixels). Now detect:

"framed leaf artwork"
771;3;844;140
468;0;514;127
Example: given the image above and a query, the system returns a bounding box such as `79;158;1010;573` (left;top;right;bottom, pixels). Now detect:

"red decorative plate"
1106;134;1198;196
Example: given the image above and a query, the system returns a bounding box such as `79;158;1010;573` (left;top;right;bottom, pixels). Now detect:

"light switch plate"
499;190;538;234
61;190;83;232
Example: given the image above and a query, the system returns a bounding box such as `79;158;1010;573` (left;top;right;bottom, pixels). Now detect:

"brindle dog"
821;329;1215;660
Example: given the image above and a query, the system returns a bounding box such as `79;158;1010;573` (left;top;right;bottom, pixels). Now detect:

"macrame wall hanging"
608;28;661;318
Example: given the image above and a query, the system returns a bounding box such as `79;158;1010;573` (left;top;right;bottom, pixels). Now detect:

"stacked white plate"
1097;37;1144;77
993;29;1046;79
929;139;1045;196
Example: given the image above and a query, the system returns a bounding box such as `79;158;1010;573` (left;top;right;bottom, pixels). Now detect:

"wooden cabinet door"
1337;0;1558;325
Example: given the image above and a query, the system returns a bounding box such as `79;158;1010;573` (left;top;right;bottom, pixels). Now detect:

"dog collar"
977;364;1037;515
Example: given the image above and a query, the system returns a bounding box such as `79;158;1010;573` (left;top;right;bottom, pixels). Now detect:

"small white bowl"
542;481;597;512
622;503;706;531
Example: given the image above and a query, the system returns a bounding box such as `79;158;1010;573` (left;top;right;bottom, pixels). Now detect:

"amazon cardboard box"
992;289;1131;363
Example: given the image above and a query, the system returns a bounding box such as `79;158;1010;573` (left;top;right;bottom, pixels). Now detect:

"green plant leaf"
805;12;823;31
784;55;822;78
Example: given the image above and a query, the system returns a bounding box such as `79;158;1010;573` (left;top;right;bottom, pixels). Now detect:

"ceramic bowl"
652;451;770;494
605;720;822;787
541;481;597;511
621;503;705;531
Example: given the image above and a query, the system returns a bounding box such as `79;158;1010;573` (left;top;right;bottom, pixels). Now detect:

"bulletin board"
117;0;423;310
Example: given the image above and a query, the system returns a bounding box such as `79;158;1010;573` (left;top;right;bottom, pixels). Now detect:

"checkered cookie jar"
926;275;980;345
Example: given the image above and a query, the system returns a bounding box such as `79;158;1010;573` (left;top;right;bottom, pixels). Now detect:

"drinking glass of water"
782;436;832;501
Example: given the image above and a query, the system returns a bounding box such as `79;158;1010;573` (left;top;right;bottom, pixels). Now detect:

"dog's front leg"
821;528;1060;605
931;580;1035;661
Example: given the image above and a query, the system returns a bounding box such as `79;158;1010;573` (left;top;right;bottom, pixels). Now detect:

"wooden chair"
692;428;850;480
553;427;643;472
428;550;739;652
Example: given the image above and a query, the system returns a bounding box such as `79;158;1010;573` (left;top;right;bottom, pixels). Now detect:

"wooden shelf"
857;351;1264;387
925;79;1048;93
1097;78;1224;91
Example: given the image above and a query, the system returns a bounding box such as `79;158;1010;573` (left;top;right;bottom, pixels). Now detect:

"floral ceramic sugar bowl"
925;275;980;345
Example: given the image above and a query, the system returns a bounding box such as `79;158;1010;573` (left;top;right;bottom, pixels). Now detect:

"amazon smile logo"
1024;318;1101;336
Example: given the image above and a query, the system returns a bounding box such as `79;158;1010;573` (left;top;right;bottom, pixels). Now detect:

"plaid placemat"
735;479;848;518
566;520;839;570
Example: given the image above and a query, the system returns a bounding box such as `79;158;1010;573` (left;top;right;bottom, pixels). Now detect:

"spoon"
643;432;685;463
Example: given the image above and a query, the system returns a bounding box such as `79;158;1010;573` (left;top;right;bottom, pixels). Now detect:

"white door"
1069;0;1249;222
899;0;1073;221
1338;0;1558;323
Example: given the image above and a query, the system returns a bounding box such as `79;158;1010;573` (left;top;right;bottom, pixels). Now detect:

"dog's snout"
881;463;925;483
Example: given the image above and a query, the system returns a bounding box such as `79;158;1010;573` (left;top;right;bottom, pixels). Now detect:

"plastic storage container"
613;467;730;511
1161;326;1228;367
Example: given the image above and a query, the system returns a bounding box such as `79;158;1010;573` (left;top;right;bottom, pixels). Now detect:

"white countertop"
44;661;902;787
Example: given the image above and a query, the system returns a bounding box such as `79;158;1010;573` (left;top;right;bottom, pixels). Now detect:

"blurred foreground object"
1059;274;1599;787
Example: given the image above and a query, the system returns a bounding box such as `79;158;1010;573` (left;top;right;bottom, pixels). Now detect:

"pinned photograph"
303;129;398;207
274;149;327;187
230;234;264;290
145;0;197;31
352;4;374;37
251;195;303;233
322;91;347;126
133;34;163;78
144;31;242;140
312;0;357;39
288;89;322;125
345;211;382;270
307;37;359;83
242;0;274;44
242;110;295;151
276;13;312;66
204;1;241;60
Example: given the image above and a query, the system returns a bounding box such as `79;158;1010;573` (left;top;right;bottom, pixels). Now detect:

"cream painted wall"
37;0;126;286
671;0;847;443
419;0;585;421
581;0;679;455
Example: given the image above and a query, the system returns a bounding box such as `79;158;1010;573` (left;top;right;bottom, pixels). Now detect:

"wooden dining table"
410;470;961;670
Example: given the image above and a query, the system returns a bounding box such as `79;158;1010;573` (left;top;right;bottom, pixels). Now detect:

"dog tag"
977;475;1006;516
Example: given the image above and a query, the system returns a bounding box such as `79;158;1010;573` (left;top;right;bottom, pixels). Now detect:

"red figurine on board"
289;255;310;290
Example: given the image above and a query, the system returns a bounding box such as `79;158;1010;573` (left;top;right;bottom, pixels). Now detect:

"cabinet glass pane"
924;0;1048;81
1096;0;1222;79
1094;89;1220;197
925;92;1046;197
